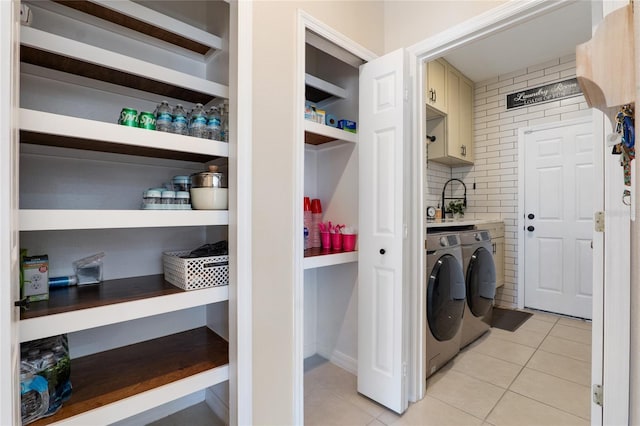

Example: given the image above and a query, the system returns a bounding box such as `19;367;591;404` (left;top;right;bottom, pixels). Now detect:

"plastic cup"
321;232;331;251
342;234;357;252
304;196;311;211
331;232;343;252
311;198;322;214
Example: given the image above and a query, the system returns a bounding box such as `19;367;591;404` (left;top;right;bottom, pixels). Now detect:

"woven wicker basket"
163;250;229;290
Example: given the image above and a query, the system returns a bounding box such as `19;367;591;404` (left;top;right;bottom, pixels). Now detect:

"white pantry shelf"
20;109;229;161
304;120;357;146
20;280;229;342
19;210;229;231
21;26;229;103
303;250;358;270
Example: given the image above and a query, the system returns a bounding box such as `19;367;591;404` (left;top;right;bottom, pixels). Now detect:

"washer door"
466;247;496;317
427;254;466;341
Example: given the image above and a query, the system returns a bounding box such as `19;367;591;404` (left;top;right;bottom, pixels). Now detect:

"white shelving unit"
12;1;234;425
304;120;357;146
303;250;358;270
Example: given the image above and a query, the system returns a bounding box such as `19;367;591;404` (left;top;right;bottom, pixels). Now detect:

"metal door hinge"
594;211;605;232
404;88;409;102
403;224;408;239
402;362;407;377
593;384;603;406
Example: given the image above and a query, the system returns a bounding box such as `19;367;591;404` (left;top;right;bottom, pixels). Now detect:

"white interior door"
523;118;594;319
357;48;408;414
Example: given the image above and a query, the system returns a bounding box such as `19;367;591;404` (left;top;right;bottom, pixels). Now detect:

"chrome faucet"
441;178;467;212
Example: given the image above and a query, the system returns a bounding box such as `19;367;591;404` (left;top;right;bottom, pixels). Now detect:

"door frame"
294;11;377;424
516;116;594;316
406;0;606;403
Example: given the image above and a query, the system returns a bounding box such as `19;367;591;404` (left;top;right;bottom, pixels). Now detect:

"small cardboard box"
22;255;49;302
338;119;357;133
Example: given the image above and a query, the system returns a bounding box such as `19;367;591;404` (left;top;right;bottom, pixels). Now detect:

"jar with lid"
143;189;162;209
175;191;191;209
190;165;228;210
161;190;176;209
172;175;190;192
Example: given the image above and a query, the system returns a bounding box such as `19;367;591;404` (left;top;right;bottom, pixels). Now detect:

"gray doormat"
491;308;533;332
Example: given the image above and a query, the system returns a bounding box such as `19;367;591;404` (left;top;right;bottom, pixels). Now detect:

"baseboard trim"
316;346;357;375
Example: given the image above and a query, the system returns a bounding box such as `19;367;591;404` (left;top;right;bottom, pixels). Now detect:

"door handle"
527;226;535;232
528;213;535;219
380;249;386;255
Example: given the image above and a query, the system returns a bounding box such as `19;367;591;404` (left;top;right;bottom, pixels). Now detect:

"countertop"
426;218;502;229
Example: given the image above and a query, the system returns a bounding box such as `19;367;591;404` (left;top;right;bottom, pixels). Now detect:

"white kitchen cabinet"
6;1;238;424
425;58;447;114
426;59;474;165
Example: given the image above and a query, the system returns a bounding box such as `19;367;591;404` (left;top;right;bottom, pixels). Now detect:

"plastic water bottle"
220;100;229;142
171;104;188;135
155;101;172;133
189;103;207;138
206;106;221;140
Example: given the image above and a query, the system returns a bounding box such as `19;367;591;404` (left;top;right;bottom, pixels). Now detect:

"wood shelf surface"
19;209;229;231
30;327;229;426
52;0;223;56
303;247;358;269
20;27;228;104
19;275;229;342
20;109;229;163
304;120;357;146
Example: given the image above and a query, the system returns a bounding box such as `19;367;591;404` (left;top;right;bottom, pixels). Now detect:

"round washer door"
466;247;496;317
427;254;466;341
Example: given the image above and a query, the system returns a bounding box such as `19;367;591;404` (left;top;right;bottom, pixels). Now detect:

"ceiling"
441;1;594;83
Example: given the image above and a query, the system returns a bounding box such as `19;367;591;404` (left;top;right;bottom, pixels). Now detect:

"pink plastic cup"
331;232;343;252
342;234;357;252
321;232;331;251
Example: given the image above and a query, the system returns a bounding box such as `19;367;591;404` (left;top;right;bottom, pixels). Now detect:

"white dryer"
425;232;466;378
459;230;496;348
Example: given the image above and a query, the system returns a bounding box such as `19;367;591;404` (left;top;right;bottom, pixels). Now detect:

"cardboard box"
22;254;49;302
338;119;357;133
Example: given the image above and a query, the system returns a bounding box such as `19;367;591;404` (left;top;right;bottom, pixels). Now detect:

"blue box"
338;119;357;133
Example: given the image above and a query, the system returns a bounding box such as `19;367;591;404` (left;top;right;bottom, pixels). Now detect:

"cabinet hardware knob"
528;213;535;220
380;249;386;255
527;226;535;232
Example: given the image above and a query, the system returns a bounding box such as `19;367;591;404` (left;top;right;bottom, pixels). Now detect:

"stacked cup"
303;197;312;250
310;199;322;248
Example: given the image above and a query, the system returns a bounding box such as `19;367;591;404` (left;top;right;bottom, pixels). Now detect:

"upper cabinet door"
425;58;447;114
357;48;408;414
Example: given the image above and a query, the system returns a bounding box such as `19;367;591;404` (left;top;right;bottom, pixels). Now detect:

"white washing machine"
459;230;496;348
425;231;466;378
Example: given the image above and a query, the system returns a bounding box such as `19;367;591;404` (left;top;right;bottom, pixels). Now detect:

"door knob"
380;249;386;255
527;226;535;232
528;213;535;219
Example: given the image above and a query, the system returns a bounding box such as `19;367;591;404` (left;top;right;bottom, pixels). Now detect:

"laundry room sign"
506;77;582;109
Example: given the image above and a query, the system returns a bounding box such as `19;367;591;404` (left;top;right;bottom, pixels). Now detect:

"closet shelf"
21;26;228;105
305;73;347;103
29;327;229;426
303;248;358;269
51;0;223;56
20;274;229;342
304;120;357;146
20;109;229;162
19;210;229;231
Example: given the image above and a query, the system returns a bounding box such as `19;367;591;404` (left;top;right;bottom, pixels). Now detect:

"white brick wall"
426;54;591;308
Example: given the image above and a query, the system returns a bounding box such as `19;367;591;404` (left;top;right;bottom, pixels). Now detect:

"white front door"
523;118;594;319
357;48;409;414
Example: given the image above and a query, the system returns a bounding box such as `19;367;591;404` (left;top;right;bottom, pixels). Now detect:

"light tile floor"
305;310;592;426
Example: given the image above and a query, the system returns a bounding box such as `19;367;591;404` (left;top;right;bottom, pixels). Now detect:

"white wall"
452;55;590;308
383;0;505;53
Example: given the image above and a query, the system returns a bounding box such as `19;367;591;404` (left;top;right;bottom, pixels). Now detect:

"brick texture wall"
426;54;591;308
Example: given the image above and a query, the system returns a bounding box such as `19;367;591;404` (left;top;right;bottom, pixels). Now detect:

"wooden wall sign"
506;77;582;109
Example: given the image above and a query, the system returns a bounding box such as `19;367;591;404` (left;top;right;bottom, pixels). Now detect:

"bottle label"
207;118;221;127
156;112;172;123
173;116;187;124
192;116;206;125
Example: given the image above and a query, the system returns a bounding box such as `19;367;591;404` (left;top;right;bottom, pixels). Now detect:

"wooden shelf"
303;247;358;269
19;209;229;231
304;120;357;146
52;0;223;56
30;327;229;426
20;275;229;342
20;27;228;105
20;109;228;162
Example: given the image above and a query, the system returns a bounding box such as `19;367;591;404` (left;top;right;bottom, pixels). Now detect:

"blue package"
338;119;357;133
